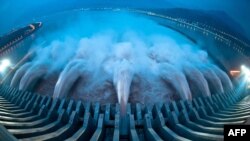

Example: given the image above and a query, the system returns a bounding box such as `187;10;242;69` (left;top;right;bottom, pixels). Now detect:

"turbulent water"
11;11;233;114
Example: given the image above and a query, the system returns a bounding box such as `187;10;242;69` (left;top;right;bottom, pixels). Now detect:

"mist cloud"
11;11;233;110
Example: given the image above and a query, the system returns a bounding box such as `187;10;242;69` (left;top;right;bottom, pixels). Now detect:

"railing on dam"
0;84;249;140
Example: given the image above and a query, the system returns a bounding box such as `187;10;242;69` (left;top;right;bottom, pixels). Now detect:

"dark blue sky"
0;0;249;38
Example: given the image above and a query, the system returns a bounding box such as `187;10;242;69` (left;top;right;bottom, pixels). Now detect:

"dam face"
0;7;249;141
